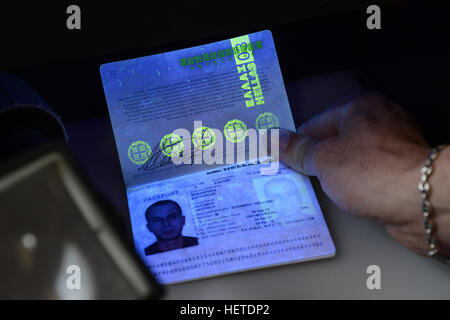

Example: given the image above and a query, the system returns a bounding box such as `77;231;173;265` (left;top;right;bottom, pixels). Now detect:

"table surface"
66;71;450;299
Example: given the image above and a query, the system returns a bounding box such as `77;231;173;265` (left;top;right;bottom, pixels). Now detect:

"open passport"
100;30;335;284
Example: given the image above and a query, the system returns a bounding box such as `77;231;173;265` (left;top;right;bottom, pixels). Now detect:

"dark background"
1;0;449;144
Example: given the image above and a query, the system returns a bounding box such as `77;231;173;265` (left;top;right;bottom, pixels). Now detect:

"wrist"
392;144;450;258
389;144;431;223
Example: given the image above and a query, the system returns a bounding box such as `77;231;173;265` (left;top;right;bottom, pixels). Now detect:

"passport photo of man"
144;200;198;256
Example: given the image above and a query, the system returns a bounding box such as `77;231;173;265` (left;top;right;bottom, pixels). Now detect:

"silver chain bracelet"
418;145;450;265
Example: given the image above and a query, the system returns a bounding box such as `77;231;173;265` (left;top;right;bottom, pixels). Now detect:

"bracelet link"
419;145;450;265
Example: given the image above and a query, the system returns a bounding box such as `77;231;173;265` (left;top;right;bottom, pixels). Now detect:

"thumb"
277;128;322;176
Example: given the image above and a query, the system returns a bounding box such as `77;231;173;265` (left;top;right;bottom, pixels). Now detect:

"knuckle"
344;92;408;134
353;91;390;108
350;91;395;116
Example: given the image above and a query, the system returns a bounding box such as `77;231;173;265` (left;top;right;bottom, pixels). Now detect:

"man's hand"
277;92;450;257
